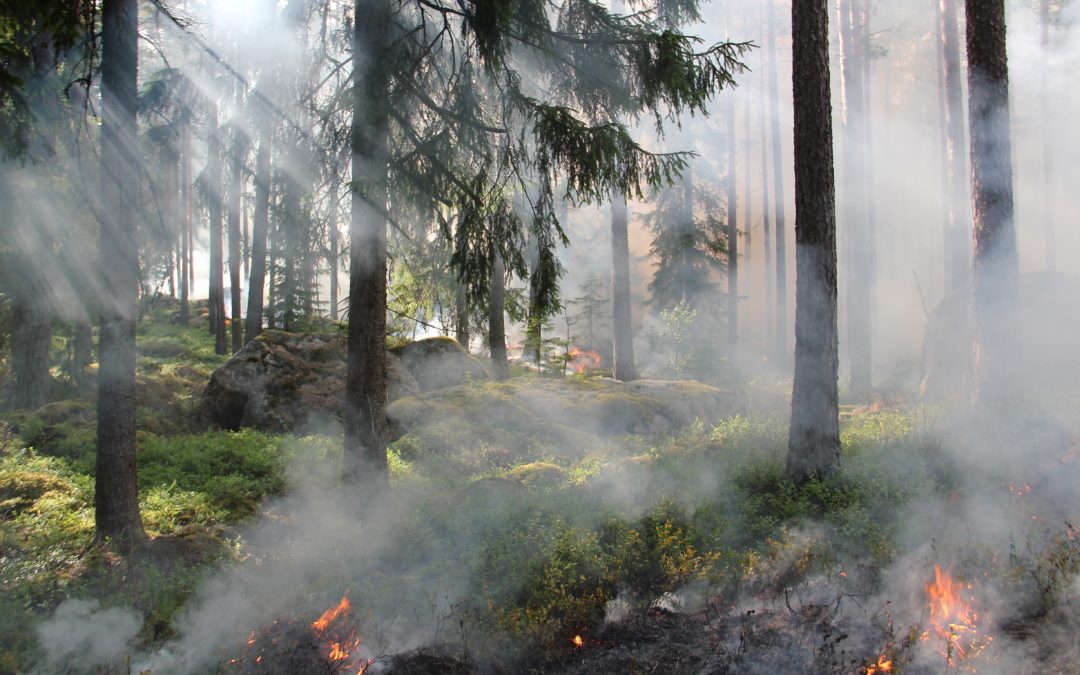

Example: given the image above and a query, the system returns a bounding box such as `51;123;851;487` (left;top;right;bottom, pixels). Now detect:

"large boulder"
203;332;482;431
919;272;1080;402
389;336;487;391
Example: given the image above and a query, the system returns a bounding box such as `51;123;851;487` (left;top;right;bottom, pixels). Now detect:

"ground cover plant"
2;306;1078;674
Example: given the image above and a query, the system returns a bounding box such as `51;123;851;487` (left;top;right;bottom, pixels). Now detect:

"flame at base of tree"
567;346;601;374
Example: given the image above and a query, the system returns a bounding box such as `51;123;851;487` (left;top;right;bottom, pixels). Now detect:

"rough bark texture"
943;0;971;293
767;3;789;365
343;0;391;488
610;194;636;381
837;0;872;400
455;282;469;349
787;0;840;480
966;0;1020;412
489;253;510;381
245;94;272;344
96;0;145;547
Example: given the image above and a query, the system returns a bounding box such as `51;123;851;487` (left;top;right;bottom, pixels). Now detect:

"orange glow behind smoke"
922;565;991;666
568;347;601;374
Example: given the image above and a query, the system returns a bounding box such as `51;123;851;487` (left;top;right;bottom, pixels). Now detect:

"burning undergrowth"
22;399;1080;674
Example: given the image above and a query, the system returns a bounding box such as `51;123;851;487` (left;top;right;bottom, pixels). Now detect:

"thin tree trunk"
489;253;510;381
343;0;391;488
934;0;950;298
228;110;244;354
180;119;191;325
787;0;840;480
526;237;543;367
96;0;145;548
943;0;971;292
1040;0;1055;273
966;0;1019;411
610;194;636;380
742;93;752;289
759;60;774;355
726;86;738;357
73;320;92;389
767;2;789;364
838;0;872;400
9;299;51;409
328;160;340;321
245;98;271;344
206;104;228;355
455;282;469;348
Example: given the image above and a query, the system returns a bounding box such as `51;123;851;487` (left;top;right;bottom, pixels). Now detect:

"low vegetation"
1;306;1078;673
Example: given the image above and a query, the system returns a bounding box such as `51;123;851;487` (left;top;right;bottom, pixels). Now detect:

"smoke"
34;599;142;673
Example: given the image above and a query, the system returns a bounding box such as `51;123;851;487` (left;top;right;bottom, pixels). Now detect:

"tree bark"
726;87;738;357
206;103;228;355
1040;0;1055;273
328;159;340;321
759;60;774;354
966;0;1019;412
787;0;840;480
244;89;272;344
343;0;391;489
610;194;636;381
228;111;244;354
489;252;510;381
943;0;971;292
837;0;872;400
96;0;145;548
767;2;789;365
9;298;51;409
179;118;191;326
455;281;469;349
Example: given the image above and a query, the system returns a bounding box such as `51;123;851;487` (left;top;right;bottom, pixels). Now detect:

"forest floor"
2;304;1080;674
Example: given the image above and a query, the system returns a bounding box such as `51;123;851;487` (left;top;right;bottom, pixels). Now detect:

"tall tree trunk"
327;159;340;321
787;0;840;480
934;0;950;296
726;88;738;357
9;299;51;409
206;104;228;355
838;0;872;400
943;0;971;292
179;118;191;325
73;320;92;389
742;93;752;289
96;0;145;548
489;253;510;381
228;116;244;354
245;95;272;344
343;0;391;489
610;194;636;380
767;1;789;365
966;0;1019;412
1040;0;1055;273
526;237;543;367
455;282;469;348
759;61;774;354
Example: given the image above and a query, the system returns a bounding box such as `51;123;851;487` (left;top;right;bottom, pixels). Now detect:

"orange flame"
922;565;991;666
571;634;584;648
865;654;892;674
312;595;351;634
568;347;601;374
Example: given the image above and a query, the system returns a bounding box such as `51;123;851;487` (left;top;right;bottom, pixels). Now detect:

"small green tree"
660;300;696;381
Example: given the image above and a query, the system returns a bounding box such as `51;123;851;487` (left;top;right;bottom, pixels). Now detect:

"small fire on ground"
229;594;370;674
567;347;601;374
921;565;992;668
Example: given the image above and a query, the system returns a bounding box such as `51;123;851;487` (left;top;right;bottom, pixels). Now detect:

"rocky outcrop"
202;332;484;431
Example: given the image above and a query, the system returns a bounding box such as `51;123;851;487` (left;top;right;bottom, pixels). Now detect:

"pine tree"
787;0;841;481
